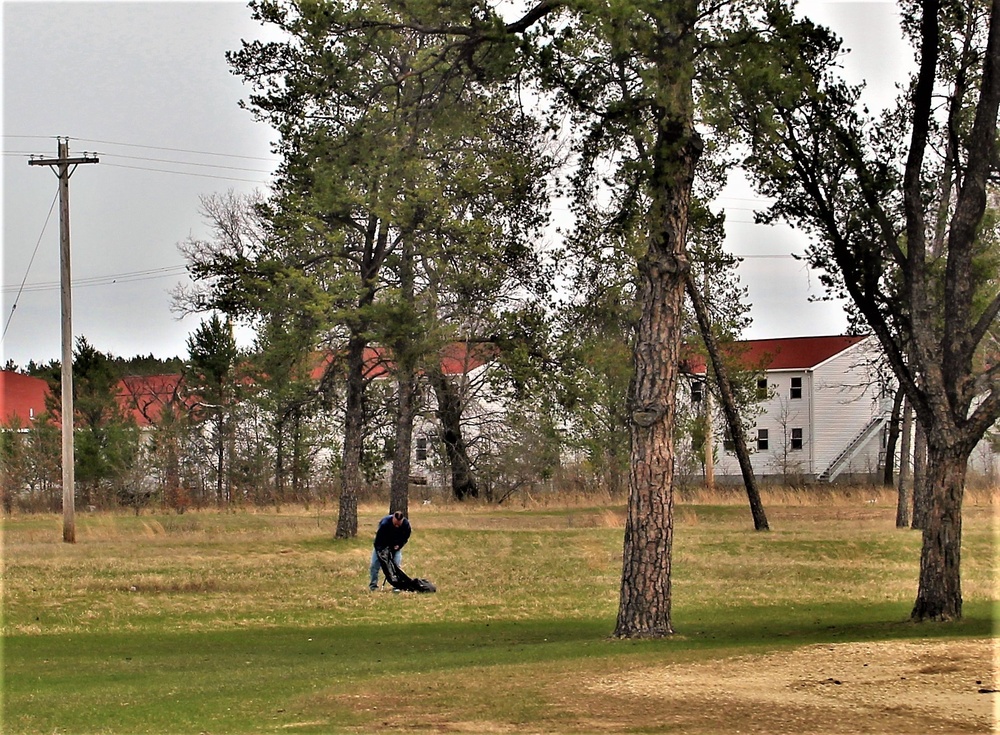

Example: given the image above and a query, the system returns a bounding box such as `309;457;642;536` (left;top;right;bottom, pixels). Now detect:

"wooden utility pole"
29;138;98;543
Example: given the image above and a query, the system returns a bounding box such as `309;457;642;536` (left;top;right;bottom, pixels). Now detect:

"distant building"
0;370;191;431
0;371;50;427
116;374;189;427
683;335;893;482
318;342;501;486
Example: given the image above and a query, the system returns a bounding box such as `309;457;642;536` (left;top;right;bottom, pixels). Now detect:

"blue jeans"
370;548;401;589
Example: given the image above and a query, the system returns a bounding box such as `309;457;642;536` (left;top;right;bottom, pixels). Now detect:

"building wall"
809;338;888;477
709;337;890;481
404;362;505;486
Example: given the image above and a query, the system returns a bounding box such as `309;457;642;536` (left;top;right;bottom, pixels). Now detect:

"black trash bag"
376;547;437;593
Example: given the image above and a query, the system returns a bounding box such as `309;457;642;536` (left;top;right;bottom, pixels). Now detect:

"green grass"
2;499;997;733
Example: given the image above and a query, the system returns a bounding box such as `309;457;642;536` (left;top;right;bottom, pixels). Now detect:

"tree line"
0;311;753;515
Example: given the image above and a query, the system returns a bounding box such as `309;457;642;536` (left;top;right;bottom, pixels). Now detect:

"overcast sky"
2;0;913;369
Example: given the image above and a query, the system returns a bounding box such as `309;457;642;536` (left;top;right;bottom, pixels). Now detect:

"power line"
100;162;270;184
73;136;279;162
6;152;272;184
3;134;278;163
2;188;59;340
3;265;191;294
4;134;278;184
100;152;273;173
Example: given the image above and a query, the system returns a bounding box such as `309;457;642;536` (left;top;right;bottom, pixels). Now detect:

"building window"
757;428;769;451
791;428;803;450
790;376;803;399
415;436;428;462
756;378;769;400
723;428;735;452
691;380;704;403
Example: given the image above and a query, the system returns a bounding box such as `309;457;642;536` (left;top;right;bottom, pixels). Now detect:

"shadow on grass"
4;601;993;733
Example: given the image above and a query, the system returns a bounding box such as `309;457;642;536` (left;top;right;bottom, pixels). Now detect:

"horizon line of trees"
6;326;993;518
0;319;772;513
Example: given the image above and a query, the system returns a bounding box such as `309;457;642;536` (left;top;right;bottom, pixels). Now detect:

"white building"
686;335;894;482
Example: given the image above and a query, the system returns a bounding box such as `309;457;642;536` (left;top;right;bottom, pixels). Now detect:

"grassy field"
2;488;997;734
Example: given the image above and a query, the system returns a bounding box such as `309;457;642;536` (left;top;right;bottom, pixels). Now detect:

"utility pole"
29;138;98;543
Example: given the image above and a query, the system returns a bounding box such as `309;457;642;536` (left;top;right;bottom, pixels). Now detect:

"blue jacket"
373;514;411;551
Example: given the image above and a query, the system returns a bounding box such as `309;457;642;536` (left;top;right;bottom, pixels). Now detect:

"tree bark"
884;387;905;486
215;412;225;507
336;212;389;538
703;387;715;492
274;416;286;506
428;366;478;500
389;238;418;517
292;409;305;506
911;422;929;529
911;442;967;620
390;370;416;517
616;255;683;638
335;334;365;539
615;108;701;638
685;272;769;530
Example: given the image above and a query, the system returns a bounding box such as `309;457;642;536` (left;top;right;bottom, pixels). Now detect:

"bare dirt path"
584;638;997;734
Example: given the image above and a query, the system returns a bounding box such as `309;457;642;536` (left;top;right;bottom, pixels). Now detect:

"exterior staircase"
817;413;889;482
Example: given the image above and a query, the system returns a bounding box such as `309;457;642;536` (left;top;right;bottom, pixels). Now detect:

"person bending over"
369;510;411;590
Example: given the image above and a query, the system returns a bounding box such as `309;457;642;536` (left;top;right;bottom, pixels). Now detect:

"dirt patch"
585;638;997;734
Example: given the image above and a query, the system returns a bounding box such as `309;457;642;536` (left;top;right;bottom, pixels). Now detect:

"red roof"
117;374;189;427
311;342;497;381
439;342;497;375
684;335;868;373
0;371;195;429
0;371;50;427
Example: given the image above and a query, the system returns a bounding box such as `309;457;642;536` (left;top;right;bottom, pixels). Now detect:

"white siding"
810;338;888;476
712;370;815;477
710;336;891;481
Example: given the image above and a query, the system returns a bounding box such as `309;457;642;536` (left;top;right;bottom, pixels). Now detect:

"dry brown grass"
3;491;997;735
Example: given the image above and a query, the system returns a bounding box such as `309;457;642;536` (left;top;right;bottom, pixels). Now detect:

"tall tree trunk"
700;270;715;493
685;272;769;530
884;387;905;486
895;399;912;528
616;255;683;638
615;106;702;638
215;412;225;507
274;416;286;506
336;213;388;537
429;367;478;500
911;442;968;621
335;334;366;538
907;0;999;621
390;370;416;516
389;238;418;517
911;422;929;529
164;433;181;512
292;410;305;507
703;387;715;492
226;409;235;505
